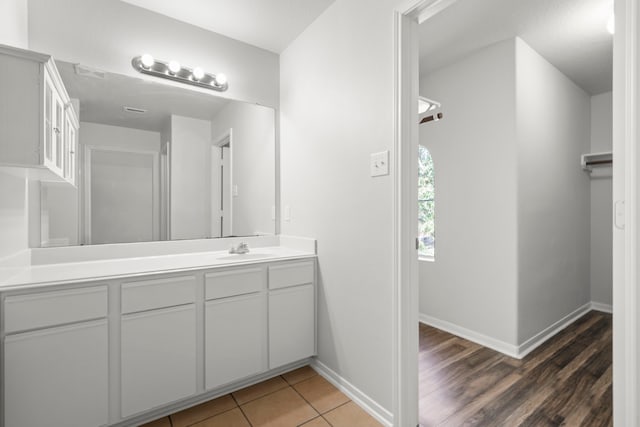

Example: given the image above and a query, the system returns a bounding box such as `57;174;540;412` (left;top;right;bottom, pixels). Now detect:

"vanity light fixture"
140;54;155;68
192;67;205;81
131;54;229;92
167;60;181;74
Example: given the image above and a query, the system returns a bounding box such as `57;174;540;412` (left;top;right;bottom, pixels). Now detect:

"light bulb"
215;73;227;86
192;67;205;80
607;12;615;34
168;61;181;74
140;54;154;69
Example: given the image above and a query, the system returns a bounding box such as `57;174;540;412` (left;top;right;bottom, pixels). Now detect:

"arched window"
418;145;435;258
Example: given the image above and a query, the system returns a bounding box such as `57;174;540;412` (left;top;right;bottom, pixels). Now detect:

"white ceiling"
120;0;335;53
57;61;230;132
419;0;614;95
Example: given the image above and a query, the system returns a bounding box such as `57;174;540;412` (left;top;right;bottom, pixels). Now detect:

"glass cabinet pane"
54;96;63;169
45;84;52;162
63;120;70;178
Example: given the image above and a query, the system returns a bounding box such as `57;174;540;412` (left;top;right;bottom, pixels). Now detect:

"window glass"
418;145;435;258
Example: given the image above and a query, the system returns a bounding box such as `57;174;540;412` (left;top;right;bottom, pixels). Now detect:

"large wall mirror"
41;60;276;246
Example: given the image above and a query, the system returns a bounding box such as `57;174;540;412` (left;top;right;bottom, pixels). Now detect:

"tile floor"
140;366;382;427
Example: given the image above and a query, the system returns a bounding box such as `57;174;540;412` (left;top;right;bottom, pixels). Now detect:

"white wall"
27;0;279;107
211;102;276;236
590;92;613;307
41;183;78;246
418;39;519;346
91;150;155;244
418;37;592;349
0;0;28;49
515;39;591;343
170;115;212;240
281;0;407;414
0;170;29;259
80;122;161;152
160;121;171;241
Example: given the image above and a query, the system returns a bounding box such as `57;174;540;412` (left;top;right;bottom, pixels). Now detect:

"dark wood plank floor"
419;310;612;427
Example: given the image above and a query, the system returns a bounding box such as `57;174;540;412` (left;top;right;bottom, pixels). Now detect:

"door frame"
613;0;639;424
392;1;639;426
212;129;234;238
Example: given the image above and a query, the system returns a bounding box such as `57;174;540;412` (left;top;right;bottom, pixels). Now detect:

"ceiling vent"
123;106;148;114
73;64;107;79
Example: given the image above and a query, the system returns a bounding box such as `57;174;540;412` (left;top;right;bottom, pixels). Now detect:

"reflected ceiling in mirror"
57;61;231;133
41;61;276;247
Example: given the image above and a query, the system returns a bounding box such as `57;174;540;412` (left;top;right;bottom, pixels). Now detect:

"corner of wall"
514;37;592;345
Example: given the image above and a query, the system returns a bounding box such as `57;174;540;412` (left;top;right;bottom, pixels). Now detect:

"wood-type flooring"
419;310;612;427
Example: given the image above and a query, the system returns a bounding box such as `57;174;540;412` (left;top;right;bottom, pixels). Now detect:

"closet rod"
585;159;613;166
420;112;443;124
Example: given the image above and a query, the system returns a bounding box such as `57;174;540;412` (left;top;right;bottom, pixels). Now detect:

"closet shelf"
581;151;612;172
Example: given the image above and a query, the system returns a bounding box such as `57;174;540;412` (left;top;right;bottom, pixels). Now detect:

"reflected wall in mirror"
40;61;276;246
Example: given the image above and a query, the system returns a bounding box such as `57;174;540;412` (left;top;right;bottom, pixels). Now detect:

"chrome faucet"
229;242;250;254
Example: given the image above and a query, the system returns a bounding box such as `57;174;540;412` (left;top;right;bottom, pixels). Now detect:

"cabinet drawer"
205;268;264;300
268;261;314;290
122;275;196;314
4;286;108;333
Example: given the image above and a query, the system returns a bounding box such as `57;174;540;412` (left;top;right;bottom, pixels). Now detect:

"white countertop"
0;246;315;291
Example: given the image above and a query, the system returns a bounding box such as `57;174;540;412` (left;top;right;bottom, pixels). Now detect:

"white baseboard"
516;302;592;358
420;301;601;360
311;359;393;427
591;301;613;313
418;313;519;358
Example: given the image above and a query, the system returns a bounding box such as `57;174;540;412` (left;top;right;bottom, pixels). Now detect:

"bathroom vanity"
0;40;304;427
0;240;316;427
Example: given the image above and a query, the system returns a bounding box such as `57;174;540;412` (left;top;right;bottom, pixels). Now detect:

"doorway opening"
393;0;638;425
212;129;233;238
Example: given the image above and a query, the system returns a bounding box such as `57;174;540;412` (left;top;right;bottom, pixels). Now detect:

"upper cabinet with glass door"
0;44;78;185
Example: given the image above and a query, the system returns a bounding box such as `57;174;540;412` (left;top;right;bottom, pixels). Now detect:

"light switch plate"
370;151;389;177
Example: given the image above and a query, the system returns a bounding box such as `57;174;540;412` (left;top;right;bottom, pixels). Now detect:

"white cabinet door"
4;320;108;427
205;293;267;389
121;304;196;418
51;86;65;175
268;284;315;369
